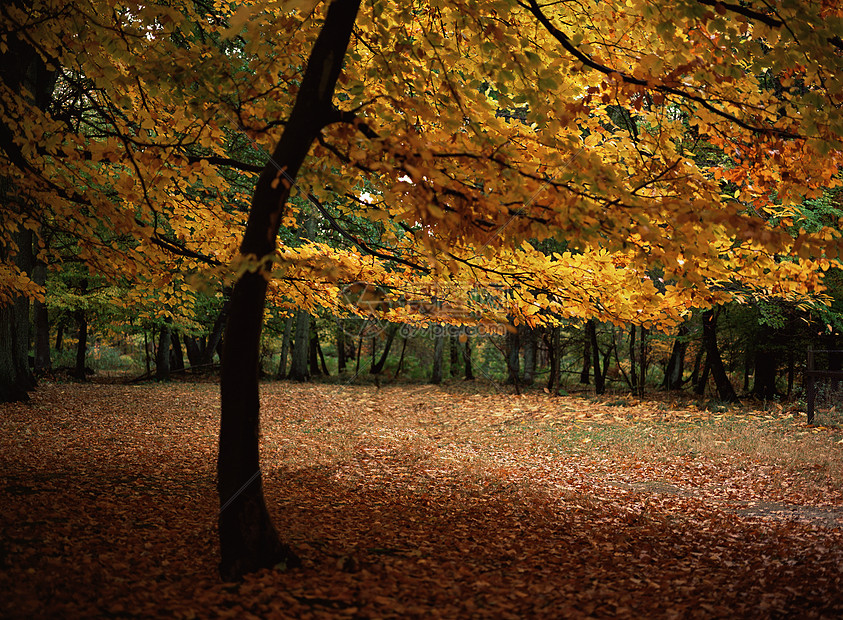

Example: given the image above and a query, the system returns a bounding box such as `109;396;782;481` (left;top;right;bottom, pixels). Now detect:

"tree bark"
701;309;739;402
462;328;474;380
202;296;230;366
276;315;293;379
523;326;537;386
628;325;637;390
185;335;203;367
371;322;398;374
546;326;560;392
580;326;591;385
171;331;185;372
587;319;605;394
505;322;521;385
431;325;445;384
218;0;359;581
661;324;688;390
336;319;346;373
288;311;311;381
73;308;88;381
156;320;172;381
32;260;50;374
308;326;321;376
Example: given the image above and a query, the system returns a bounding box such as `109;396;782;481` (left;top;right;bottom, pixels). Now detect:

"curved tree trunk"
701;309;739;402
218;0;360;582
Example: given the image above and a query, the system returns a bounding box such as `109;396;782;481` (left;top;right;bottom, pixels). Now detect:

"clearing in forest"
1;381;842;618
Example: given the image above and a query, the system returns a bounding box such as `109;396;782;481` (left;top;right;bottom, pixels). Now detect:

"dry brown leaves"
1;381;842;618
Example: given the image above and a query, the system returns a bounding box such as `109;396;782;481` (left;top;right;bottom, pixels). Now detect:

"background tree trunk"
580;327;591;385
661;324;688;390
288;311;311;381
701;309;739;402
588;320;605;394
32;259;51;374
523;326;537;385
431;325;445;384
462;328;474;380
156;320;171;381
276;315;293;378
371;323;398;374
505;323;521;385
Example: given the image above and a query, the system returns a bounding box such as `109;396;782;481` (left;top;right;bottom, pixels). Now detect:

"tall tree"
217;0;360;581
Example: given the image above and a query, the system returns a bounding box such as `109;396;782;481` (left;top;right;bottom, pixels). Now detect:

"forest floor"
2;380;843;618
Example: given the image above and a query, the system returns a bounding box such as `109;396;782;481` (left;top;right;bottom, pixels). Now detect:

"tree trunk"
431;325;445;384
218;0;359;581
336;319;346;373
276;315;293;378
0;304;28;402
185;335;203;367
32;260;50;374
546;326;560;392
171;331;185;372
288;311;311;381
701;309;739;402
505;323;521;384
308;326;322;376
73;309;88;381
394;337;408;379
371;323;398;374
462;328;474;380
587;320;605;394
752;328;778;400
202;296;230;365
628;325;637;390
156;320;172;381
55;319;65;353
637;326;648;395
661;324;688;390
523;326;537;386
580;326;591;385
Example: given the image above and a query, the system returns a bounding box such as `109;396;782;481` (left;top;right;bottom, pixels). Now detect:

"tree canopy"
3;0;843;579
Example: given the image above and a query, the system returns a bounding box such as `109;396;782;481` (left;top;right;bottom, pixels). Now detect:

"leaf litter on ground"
1;381;842;618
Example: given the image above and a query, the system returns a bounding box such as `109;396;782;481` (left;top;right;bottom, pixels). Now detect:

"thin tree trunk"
276;315;293;378
462;328;474;380
371;323;398;374
202;296;230;365
588;320;605;394
308;327;322;376
218;0;359;581
523;326;537;386
73;308;88;381
505;322;521;385
156;320;172;381
316;335;329;376
171;331;185;372
33;260;50;374
546;326;560;392
336;319;346;373
580;326;591;385
431;325;445;384
701;309;739;402
628;325;637;390
661;324;688;390
55;319;65;353
638;326;648;396
394;337;408;379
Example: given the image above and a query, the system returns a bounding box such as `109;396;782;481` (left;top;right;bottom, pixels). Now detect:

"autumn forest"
2;0;843;617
